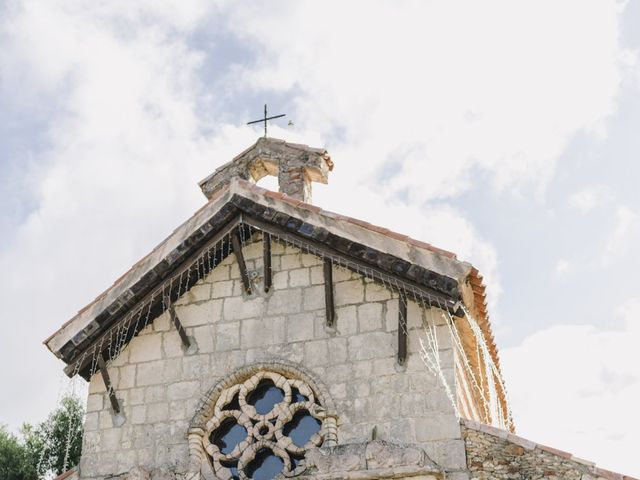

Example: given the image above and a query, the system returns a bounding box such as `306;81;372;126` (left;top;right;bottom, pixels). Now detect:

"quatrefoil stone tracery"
203;371;327;479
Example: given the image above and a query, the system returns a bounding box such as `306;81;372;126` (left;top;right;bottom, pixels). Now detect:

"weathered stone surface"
462;422;614;480
78;238;465;480
303;440;441;479
123;466;150;480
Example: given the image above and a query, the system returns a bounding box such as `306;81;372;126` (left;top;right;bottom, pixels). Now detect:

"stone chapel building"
45;138;635;480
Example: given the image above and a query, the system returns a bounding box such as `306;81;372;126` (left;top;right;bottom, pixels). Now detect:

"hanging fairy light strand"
62;219;513;443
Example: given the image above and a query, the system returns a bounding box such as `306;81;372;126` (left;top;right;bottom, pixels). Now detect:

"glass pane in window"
247;380;284;415
244;448;284;480
291;388;308;403
210;419;247;455
282;410;321;447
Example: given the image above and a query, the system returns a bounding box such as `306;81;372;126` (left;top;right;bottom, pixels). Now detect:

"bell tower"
199;137;334;203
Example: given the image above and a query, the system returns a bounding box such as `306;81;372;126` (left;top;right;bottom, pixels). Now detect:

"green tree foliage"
0;395;84;479
0;425;34;480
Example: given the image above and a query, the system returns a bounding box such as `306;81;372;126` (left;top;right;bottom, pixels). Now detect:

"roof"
462;418;639;480
44;176;499;381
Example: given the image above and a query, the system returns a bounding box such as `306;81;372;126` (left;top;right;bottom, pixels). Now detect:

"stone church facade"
46;139;635;480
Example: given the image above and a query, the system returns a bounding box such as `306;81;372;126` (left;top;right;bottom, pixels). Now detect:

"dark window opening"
222;392;241;411
220;459;240;480
247;380;284;415
291;387;308;403
244;448;284;480
210;419;247;455
282;410;322;447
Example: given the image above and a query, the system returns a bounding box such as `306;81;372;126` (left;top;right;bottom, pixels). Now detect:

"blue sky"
1;0;639;476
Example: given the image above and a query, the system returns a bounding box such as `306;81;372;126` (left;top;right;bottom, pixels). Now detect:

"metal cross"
247;104;286;138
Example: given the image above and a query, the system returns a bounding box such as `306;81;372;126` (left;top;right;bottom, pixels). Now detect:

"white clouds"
0;3;637;478
224;0;628;202
502;298;640;477
554;259;571;275
0;0;240;428
602;205;638;266
568;185;613;213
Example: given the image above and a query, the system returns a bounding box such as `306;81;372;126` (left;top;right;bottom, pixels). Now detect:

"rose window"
203;371;327;479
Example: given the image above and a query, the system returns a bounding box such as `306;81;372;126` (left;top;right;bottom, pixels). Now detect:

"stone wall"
80;234;464;479
462;419;633;480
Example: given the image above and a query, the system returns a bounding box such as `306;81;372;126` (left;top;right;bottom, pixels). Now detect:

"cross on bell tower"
247;104;286;138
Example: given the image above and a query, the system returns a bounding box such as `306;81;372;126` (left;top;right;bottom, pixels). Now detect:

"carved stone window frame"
186;361;338;480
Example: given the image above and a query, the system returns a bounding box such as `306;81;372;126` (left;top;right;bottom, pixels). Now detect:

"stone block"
407;300;424;329
169;400;186;421
407;372;438;392
281;253;302;270
352;360;373;379
100;428;120;452
267;341;305;364
365;282;392;301
273;271;288;289
289;268;310;287
332;265;354;282
241;316;285;348
300;253;321;267
303;285;325;311
146;403;169;423
423;438;467;470
327;337;348;364
129;388;145;405
163;331;185;358
178;300;222;327
304;339;329;366
86;394;103;413
245;347;268;363
119;364;136;389
350;379;371;398
267;289;301;315
385;299;399;332
211;350;245;375
348;332;394;360
153;312;171;332
329;382;347;400
129;405;147;425
167;381;200;401
414;414;461;442
211;280;234;298
136;360;165;387
336;305;358;336
328;363;355;382
358;302;383;332
335;279;364;306
309;265;324;285
208;264;229;282
145;385;166;403
242;239;263;260
192;325;214;353
84;412;99;431
114;448;137;473
223;296;264;320
182;281;211;304
215;321;240;351
129;334;163;363
182;354;210;380
230;262;240;279
287;313;315;342
162;357;182;384
89;372;106;394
